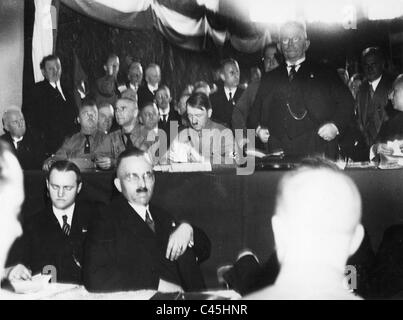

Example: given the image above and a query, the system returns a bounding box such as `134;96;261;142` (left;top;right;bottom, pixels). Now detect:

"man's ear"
46;179;50;192
77;182;82;194
219;71;225;82
207;109;212;118
41;68;46;77
304;39;311;52
77;116;81;125
114;177;122;193
349;224;365;256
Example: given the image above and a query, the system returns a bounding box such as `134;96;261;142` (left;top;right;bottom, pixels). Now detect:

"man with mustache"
83;147;211;292
43;98;107;170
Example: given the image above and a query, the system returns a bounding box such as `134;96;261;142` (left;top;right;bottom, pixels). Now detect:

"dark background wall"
23;2;403;104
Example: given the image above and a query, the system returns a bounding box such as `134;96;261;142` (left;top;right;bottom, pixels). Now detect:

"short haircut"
186;92;212;111
220;58;239;70
80;97;97;111
146;63;161;74
120;90;138;103
116;147;150;173
141;101;158;111
40;54;59;69
156;85;170;96
97;102;114;111
280;20;308;39
361;47;385;62
105;53;119;65
2;107;23;126
47;160;82;186
117;95;138;107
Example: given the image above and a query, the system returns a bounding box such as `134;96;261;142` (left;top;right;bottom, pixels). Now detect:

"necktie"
145;209;155;233
228;91;233;102
162;114;167;123
369;83;375;100
125;133;134;150
84;135;91;154
62;215;71;236
289;65;297;82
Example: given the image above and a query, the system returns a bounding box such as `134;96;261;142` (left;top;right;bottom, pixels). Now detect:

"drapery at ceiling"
32;0;270;82
60;0;271;52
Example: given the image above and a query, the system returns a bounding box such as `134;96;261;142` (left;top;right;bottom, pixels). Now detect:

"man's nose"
58;188;64;197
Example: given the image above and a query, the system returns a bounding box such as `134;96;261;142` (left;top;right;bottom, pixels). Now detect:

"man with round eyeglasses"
83;147;211;293
249;20;354;159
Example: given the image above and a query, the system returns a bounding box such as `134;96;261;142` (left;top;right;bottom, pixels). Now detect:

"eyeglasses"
280;37;304;45
122;171;154;183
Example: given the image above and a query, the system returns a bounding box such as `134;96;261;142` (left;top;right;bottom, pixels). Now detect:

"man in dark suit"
1;108;45;169
210;58;244;129
137;63;161;109
84;148;211;292
155;85;181;146
4;161;95;285
356;47;395;148
249;21;354;159
23;55;78;158
126;61;143;93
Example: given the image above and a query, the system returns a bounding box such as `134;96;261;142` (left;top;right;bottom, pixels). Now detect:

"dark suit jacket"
374;105;403;143
83;195;211;292
158;108;181;145
356;73;395;146
9;202;96;284
249;60;354;158
22;79;78;157
137;84;156;109
372;224;403;298
210;86;244;129
0;131;46;170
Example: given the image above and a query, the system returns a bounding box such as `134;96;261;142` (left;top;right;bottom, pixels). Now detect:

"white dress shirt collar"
224;87;237;101
369;75;382;92
49;80;66;101
11;136;23;150
286;57;306;73
53;203;75;229
158;106;171;120
128;202;152;222
147;83;159;94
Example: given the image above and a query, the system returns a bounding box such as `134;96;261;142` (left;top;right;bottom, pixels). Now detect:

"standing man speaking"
249;21;354;159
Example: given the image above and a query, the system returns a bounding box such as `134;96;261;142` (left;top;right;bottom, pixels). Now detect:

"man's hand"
6;264;32;281
95;156;112;170
256;127;270;143
166;223;193;261
318;123;339;141
375;143;394;156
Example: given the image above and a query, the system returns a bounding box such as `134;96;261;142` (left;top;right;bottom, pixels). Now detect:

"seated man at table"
43;98;107;170
83;148;211;292
4;161;96;285
168;92;236;165
0;141;25;297
370;74;403;160
244;166;364;300
1;107;45;169
94;96;143;170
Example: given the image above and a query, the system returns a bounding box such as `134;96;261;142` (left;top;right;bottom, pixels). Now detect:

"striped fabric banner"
60;0;270;52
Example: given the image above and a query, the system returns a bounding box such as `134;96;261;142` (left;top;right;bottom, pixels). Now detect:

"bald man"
244;167;364;300
1;108;45;169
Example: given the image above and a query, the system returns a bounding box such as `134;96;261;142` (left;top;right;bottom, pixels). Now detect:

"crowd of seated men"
3;19;403;299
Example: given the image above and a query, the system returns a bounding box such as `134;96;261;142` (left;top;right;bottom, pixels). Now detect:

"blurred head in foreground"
0;141;24;273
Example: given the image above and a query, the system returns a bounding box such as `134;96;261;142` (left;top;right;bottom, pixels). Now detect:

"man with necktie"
23;55;78;157
5;161;96;285
249;21;354;159
356;47;395;148
42;98;107;170
137;63;161;109
210;58;244;129
84;148;211;292
1;108;45;169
